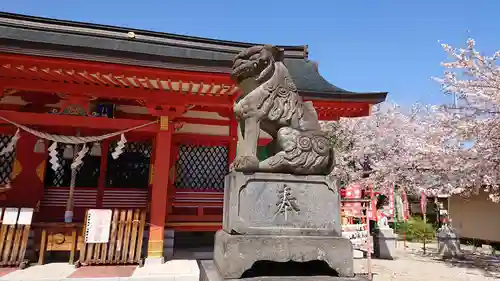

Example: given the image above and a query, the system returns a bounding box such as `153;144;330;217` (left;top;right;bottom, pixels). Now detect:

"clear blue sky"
1;0;499;106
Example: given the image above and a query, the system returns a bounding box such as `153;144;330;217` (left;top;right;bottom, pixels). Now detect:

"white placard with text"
2;208;19;225
84;209;112;243
17;208;34;225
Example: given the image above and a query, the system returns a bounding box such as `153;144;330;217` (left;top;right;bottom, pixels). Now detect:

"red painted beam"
0;110;159;133
176;117;230;126
110;113;231;126
14;126;153;139
0;126;17;135
113;111;156;120
172;133;272;147
0;77;233;108
0;104;23;111
173;134;230;145
0;53;234;85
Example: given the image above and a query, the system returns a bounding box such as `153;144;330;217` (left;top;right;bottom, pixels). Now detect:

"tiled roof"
0;12;387;103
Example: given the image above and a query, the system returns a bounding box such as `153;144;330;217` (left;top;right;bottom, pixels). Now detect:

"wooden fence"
76;208;146;267
0;207;33;269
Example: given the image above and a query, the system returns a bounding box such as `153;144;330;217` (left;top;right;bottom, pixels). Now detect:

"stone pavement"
354;241;500;281
0;260;200;281
0;244;498;281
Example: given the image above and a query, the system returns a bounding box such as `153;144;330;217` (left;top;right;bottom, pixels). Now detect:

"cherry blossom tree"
322;38;500;202
436;38;500;109
433;38;500;201
323;102;451;195
323;100;494;202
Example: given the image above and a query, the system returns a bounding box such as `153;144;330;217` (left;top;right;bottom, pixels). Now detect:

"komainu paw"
230;156;259;172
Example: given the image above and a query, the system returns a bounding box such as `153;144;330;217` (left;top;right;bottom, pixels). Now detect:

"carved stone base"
200;260;367;281
213;230;354;279
223;172;341;236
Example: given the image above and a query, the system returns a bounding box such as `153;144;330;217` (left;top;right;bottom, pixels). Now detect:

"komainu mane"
230;45;334;175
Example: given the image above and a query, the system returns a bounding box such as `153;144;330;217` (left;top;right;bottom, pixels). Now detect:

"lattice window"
0;134;15;185
174;144;228;191
44;142;101;188
106;141;152;188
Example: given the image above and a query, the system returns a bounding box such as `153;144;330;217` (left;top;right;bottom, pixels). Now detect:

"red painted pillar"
147;116;172;260
95;140;109;208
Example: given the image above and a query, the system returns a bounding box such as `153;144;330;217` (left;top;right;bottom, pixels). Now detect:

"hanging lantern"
62;144;75;159
33;139;46;154
89;142;102;157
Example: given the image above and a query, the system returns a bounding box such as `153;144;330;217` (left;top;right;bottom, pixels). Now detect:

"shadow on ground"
412;247;500;278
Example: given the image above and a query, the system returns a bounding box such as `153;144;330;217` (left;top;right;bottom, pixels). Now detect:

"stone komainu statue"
230;45;334;175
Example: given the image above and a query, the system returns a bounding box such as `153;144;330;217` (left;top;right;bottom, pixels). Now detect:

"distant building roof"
0;12;387;103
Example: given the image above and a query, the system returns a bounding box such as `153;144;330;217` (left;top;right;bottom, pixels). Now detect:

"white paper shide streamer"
0;129;20;155
0;115;157;172
49;141;60;171
71;144;89;169
112;134;127;160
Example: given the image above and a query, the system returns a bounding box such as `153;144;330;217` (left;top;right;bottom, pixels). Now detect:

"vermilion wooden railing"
167;190;223;223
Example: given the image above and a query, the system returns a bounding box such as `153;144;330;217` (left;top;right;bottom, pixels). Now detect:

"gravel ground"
353;241;500;281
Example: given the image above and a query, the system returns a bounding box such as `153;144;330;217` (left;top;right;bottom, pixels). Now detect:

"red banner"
344;184;362;217
420;191;427;214
366;185;377;220
401;187;409;221
388;184;395;216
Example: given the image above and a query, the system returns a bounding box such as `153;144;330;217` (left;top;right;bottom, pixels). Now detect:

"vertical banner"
401;187;409;221
366;184;377;221
388;184;395;217
420;191;427;215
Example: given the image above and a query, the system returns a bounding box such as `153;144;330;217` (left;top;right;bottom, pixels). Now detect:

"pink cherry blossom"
322;38;500;202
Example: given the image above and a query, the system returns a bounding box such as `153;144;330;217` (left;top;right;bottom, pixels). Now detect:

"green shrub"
394;216;435;242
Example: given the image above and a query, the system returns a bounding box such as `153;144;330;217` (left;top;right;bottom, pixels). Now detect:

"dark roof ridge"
0;13;388;104
0;12;307;58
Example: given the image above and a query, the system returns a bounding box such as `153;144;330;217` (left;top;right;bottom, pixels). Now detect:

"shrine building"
0;12;387;259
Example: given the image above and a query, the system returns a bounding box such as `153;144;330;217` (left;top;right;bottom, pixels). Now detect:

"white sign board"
85;209;112;243
17;208;34;225
2;208;18;225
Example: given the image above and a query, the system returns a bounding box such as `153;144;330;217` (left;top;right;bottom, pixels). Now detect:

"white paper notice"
85;209;112;243
17;208;34;225
2;208;19;225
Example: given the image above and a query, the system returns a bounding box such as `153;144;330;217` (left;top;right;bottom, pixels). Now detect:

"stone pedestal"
200;260;369;281
214;230;354;279
221;172;342;236
437;225;461;258
208;172;358;280
373;227;396;260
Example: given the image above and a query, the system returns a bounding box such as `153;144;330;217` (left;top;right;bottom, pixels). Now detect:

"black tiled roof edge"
0;12;387;104
0;12;307;58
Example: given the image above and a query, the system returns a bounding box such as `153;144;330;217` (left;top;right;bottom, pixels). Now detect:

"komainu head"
230;45;284;84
